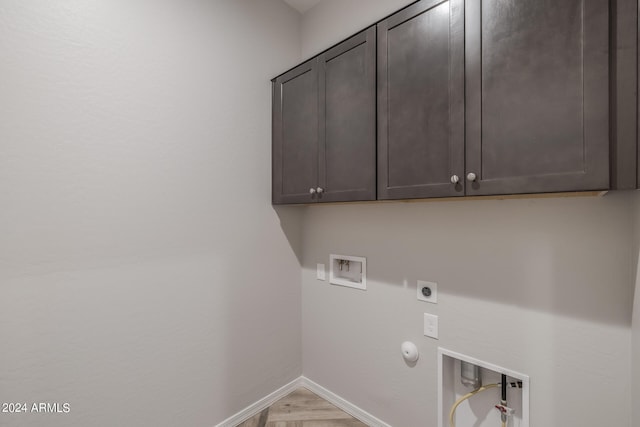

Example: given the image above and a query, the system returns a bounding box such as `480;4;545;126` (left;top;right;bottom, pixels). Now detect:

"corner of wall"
632;191;640;426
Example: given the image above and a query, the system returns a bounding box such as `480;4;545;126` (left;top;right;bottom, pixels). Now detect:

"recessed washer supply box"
438;348;529;427
329;254;366;290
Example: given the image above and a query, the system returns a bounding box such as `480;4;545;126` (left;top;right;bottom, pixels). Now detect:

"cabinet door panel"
466;0;609;195
318;27;376;202
378;0;465;200
272;59;318;204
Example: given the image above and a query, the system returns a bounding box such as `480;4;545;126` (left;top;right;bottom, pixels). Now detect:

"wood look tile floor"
236;388;368;427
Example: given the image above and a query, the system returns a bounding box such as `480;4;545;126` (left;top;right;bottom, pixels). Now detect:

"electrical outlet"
317;264;325;281
424;313;439;339
417;280;438;303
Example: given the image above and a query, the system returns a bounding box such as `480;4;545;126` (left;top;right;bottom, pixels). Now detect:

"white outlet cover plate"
317;264;325;281
417;280;438;303
424;313;439;339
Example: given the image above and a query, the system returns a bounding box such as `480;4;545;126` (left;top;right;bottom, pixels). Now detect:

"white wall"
302;196;635;427
300;2;636;426
633;193;640;427
0;1;303;426
301;0;414;58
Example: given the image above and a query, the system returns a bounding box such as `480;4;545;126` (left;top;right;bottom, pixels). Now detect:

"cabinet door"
317;27;376;203
272;59;319;204
377;0;465;200
612;0;638;190
465;0;609;195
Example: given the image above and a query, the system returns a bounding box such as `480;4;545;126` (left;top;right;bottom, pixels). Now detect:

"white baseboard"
214;376;392;427
300;376;393;427
214;377;302;427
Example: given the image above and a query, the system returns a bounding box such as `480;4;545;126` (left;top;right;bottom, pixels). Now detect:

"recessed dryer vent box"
329;254;366;290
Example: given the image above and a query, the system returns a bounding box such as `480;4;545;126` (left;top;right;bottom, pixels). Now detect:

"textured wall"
300;0;415;58
300;2;635;426
633;193;640;427
0;1;302;426
302;195;635;427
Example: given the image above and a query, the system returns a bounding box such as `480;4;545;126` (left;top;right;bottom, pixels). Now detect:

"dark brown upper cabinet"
272;59;318;205
465;0;610;196
274;0;617;204
378;0;610;200
272;27;376;204
377;0;465;200
611;0;638;190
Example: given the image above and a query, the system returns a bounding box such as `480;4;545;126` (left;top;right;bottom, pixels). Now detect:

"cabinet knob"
466;172;477;182
309;188;316;194
316;187;324;194
450;175;460;184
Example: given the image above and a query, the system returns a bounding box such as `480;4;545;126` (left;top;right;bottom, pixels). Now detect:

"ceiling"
283;0;322;14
